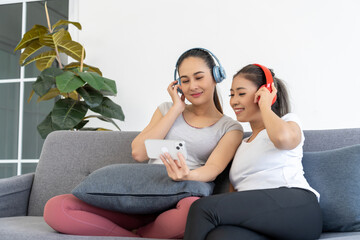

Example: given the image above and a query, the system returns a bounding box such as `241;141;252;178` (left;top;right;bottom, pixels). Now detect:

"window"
0;0;69;178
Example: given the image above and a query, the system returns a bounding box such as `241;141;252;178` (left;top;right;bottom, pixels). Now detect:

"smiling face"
230;74;261;122
178;56;216;105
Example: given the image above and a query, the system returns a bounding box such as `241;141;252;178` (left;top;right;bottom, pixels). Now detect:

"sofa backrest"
28;128;360;216
303;128;360;152
28;131;140;216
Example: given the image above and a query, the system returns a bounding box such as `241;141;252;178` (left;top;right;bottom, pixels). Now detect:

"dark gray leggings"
184;187;322;240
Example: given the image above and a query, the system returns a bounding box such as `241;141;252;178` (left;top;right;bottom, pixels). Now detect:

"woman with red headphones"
43;48;243;239
184;64;323;240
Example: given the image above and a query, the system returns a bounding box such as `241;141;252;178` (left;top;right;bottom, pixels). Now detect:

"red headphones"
253;64;277;105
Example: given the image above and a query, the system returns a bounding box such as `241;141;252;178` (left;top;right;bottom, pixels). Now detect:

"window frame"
0;0;77;176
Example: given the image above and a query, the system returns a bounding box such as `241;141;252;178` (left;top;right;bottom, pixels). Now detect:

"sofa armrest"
0;173;34;217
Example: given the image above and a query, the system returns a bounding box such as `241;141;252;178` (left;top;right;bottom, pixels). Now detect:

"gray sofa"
0;128;360;240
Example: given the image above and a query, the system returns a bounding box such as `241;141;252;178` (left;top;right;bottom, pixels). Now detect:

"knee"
176;197;200;210
44;194;73;212
43;194;76;225
206;227;224;240
187;197;211;218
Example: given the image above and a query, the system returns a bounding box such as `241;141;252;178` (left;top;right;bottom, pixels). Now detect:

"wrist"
185;170;196;181
259;102;272;112
170;104;185;115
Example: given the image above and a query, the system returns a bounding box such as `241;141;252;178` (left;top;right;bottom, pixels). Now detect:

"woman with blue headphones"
44;48;243;239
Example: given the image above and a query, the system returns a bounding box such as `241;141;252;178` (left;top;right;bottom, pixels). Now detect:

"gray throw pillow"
72;164;214;214
303;144;360;232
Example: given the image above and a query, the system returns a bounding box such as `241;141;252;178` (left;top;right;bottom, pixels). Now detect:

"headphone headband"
174;48;226;84
252;63;274;88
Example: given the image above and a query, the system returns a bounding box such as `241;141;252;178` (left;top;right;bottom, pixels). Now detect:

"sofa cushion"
303;144;360;232
0;216;143;240
72;164;214;214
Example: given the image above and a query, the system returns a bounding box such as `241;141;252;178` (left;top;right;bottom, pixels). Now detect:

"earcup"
213;66;226;83
176;77;183;94
259;84;277;105
219;66;226;81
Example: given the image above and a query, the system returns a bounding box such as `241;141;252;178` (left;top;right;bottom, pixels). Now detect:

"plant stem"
54;47;64;69
44;2;52;33
44;1;63;69
80;46;84;72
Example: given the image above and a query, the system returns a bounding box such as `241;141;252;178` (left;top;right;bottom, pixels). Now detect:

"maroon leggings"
44;194;199;239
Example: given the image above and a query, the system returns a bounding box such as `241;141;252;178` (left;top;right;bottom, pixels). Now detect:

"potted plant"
14;2;124;139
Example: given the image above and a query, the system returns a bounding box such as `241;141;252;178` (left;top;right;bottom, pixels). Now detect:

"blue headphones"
174;48;226;87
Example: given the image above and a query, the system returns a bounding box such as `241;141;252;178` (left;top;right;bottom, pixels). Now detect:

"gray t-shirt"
148;102;243;170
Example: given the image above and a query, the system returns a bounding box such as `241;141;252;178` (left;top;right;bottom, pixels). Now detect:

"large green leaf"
64;62;102;76
79;127;111;131
73;119;89;130
60;91;79;101
35;56;56;71
99;78;117;96
39;28;65;48
52;20;82;31
32;67;63;96
56;71;85;93
22;50;57;66
77;85;103;108
37;112;62;139
84;115;121;130
14;25;48;51
78;72;104;90
62;30;72;41
51;98;88;129
36;88;60;102
41;66;64;80
32;76;45;96
90;97;124;121
58;40;85;61
69;67;90;73
19;40;43;65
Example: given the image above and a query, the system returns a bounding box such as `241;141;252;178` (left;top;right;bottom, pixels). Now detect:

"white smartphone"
145;139;187;161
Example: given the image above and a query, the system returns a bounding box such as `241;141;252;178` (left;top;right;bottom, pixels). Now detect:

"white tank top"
229;113;320;199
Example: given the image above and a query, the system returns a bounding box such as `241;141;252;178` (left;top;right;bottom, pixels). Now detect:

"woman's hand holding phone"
168;81;185;112
160;152;190;181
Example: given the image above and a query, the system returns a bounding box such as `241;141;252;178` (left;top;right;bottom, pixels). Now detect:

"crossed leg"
138;196;200;239
44;194;199;239
44;194;155;237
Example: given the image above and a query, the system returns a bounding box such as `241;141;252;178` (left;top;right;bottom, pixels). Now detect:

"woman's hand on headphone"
160;152;190;181
168;80;186;112
254;83;277;109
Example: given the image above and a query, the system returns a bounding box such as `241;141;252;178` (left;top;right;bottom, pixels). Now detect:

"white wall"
70;0;360;132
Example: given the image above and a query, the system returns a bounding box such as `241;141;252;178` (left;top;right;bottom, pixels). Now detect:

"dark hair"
233;64;290;117
176;48;223;114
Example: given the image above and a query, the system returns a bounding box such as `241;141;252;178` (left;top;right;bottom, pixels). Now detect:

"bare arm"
255;83;301;150
160;130;243;182
131;81;185;162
